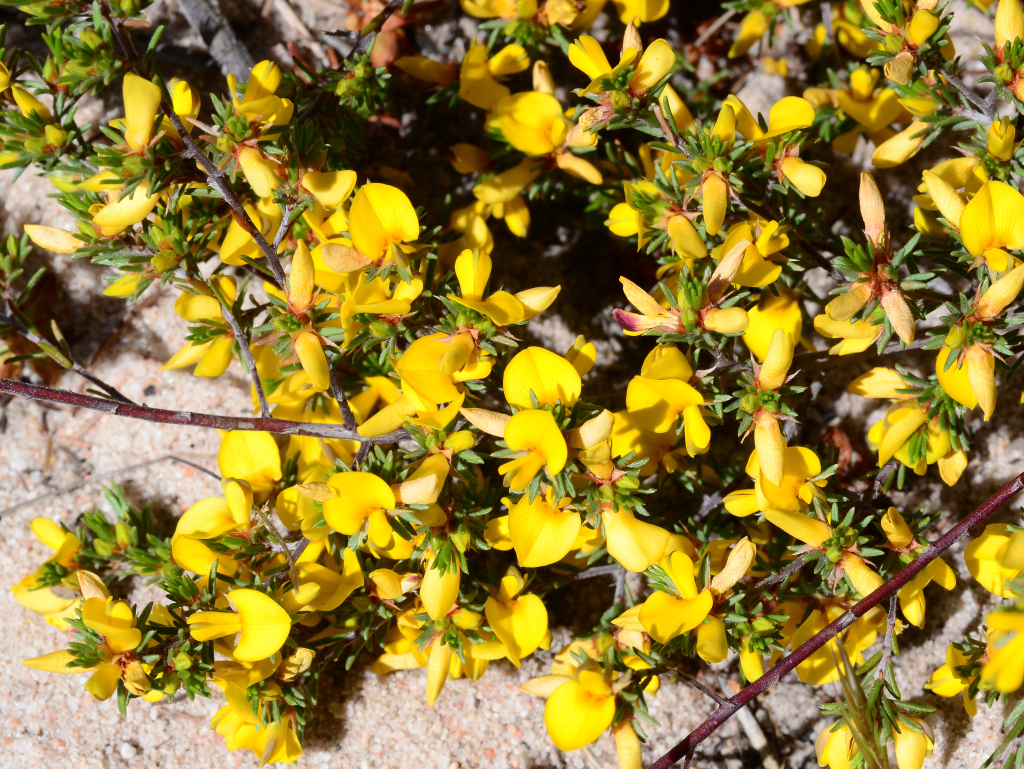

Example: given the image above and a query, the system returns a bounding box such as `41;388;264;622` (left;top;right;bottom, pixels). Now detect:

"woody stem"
0;377;407;443
650;470;1024;769
100;2;287;290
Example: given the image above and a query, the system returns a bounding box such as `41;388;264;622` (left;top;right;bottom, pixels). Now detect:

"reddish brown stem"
0;377;406;444
650;470;1024;769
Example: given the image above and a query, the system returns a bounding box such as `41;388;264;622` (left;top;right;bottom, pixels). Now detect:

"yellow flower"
936;343;996;421
873;120;928;169
227;60;293;131
218;430;282;499
603;506;671;572
959;180;1024;271
120;73;162;152
965;524;1022;597
729;9;770;57
509;488;581;566
714;218;790;287
459;44;530;110
791;604;879;684
898;558;956;628
724;446;825;518
638;551;713;643
568;35;639;94
188;589;291;662
492;91;568;156
323;471;398;550
745;288;803;361
625;345;710;455
997;0;1024;49
484;566;548;666
816;723;858;769
610;0;668;24
925;643;979;715
161;276;238;378
813;312;880;355
11;518;81;622
543;661;616;750
25;596;145;700
726;95;815;147
348;183;420;264
498;409;569;490
504;345;582;410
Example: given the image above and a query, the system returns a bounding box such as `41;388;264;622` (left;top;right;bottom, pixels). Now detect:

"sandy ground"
3;2;1024;768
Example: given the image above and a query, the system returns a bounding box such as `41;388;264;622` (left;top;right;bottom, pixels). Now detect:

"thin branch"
650;469;1024;769
572;564;622;580
273;203;298;252
692;8;736;49
0;455;220;519
217;301;271;419
99;5;287;290
752;553;810;590
328;361;357;431
176;0;255;79
168;111;287;289
944;71;994;119
253;505;298;589
0;377;408;443
0;307;135;405
871;593;899;685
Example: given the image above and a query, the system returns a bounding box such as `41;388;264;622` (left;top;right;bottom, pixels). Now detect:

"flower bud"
758;329;794;390
613;721;642;769
425;638;453;707
702;306;749;334
754;412;786;486
997;0;1024;50
989;117;1016;161
907;10;939;46
532;60;554;94
977;263;1024;319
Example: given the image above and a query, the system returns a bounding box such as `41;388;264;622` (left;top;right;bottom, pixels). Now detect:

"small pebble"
120;742;138;760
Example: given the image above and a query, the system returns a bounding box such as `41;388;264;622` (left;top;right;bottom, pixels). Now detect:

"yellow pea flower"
744;289;804;361
498;409;568;490
161;276;238;378
791;604;879;684
898;558;956;627
421;553;462;620
461;0;537;20
218;430;282;499
624;344;710;455
503;345;582;410
227;60;294;131
813;312;881;355
872;120;928;169
816;722;858;769
936;343;996;420
610;0;669;24
492;91;568;156
568;35;639;94
725;445;825;517
610;409;687;476
120;73;162;152
893;717;934;769
347;182;420;264
188;589;291;663
11;518;81;622
925;643;979;715
509;488;581;566
484;566;549;666
726;95;816;147
997;0;1024;49
638;551;713;643
459;43;530;110
25;596;146;700
959;180;1024;271
543;661;616;750
728;9;770;58
602;506;671;572
323;471;397;549
714;218;790;287
965;524;1022;597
